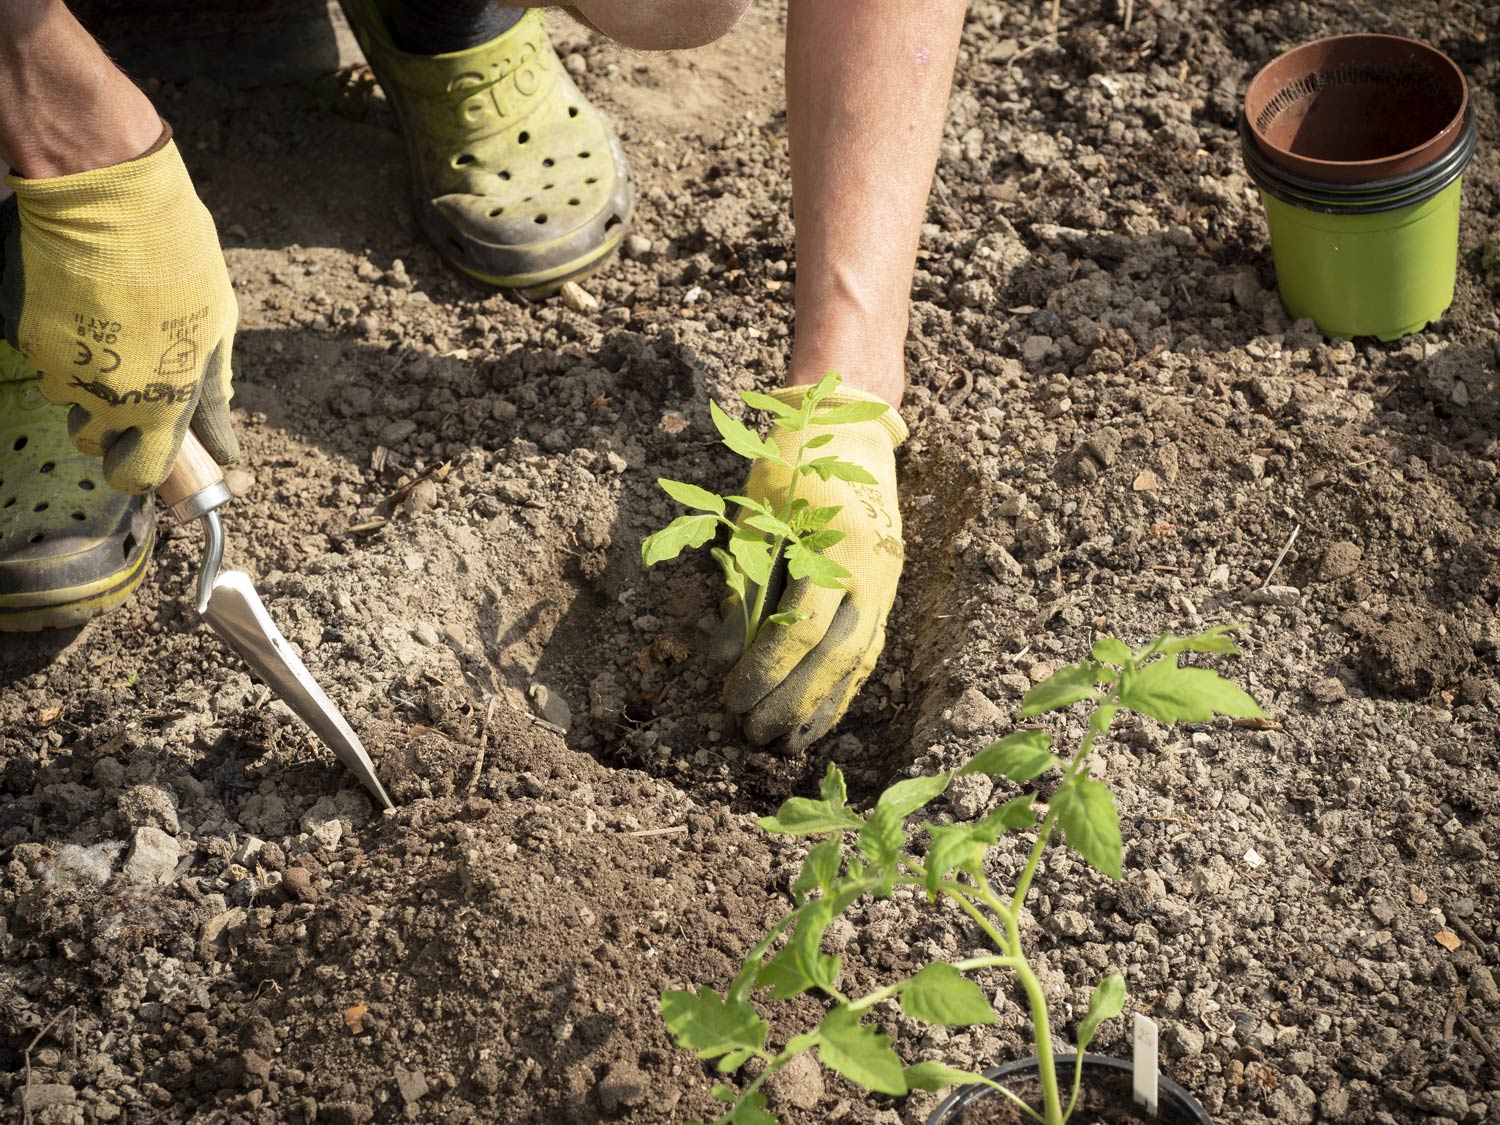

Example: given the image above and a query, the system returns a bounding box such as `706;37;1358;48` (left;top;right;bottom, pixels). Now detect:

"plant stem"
742;421;811;656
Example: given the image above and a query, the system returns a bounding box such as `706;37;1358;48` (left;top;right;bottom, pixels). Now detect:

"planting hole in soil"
4;3;1500;1125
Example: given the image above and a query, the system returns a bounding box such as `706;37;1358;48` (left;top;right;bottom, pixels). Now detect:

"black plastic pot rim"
1239;103;1476;216
924;1053;1213;1125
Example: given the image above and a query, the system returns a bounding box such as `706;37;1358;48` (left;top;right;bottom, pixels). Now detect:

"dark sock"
380;0;525;54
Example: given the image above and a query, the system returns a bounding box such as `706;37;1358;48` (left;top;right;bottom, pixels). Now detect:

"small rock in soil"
766;1050;824;1109
624;234;654;261
1415;1085;1468;1117
1309;677;1347;704
947;773;993;820
394;1065;429;1105
122;826;179;885
301;797;344;850
1248;585;1300;607
1317;541;1363;581
1164;1023;1204;1057
282;866;317;903
948;686;1003;735
596;1061;649;1113
529;683;573;732
560;281;599;313
117;783;179;833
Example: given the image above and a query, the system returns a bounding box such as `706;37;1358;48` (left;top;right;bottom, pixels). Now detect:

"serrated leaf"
711;1084;737;1102
903;1061;993;1093
786;541;851;589
812;400;890;426
901;963;998;1027
712;547;747;601
1075;974;1126;1053
659;477;726;515
766;609;809;627
804;372;843;409
717;1048;753;1073
804;456;879;485
724;1091;776;1125
712;400;782;465
758;899;841;999
804;433;835;449
1019;661;1101;716
791;837;843;903
796;529;846;553
642;514;719;566
661;988;769;1061
820;763;848;806
760;766;860;836
879;773;953;818
1051;778;1122;880
1118;657;1265;723
791;504;840;533
814;1007;907;1096
858;805;907;868
974;793;1037;838
959;731;1057;782
728;495;772;517
1157;624;1241;656
1090;637;1131;664
922;823;984;895
745;513;796;539
740;390;797;417
729;532;773;589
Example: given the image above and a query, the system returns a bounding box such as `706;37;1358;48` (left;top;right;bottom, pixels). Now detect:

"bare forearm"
0;0;161;177
785;0;967;406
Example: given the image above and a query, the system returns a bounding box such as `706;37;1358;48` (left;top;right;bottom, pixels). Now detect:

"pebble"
378;419;417;446
224;468;256;497
122;827;180;886
766;1050;824;1109
624;234;654;261
559;281;599;313
563;52;588;75
394;1066;429;1105
985;545;1025;580
947;686;1004;736
117;784;179;834
354;314;380;337
1415;1085;1468;1117
529;683;573;732
404;478;439;515
1021;335;1053;365
947;773;993;820
1449;829;1488;860
301;798;344;850
1309;677;1346;704
412;622;441;647
282;867;317;903
1248;585;1300;607
1318;541;1363;581
1049;910;1089;938
596;1061;649;1112
1164;1023;1204;1057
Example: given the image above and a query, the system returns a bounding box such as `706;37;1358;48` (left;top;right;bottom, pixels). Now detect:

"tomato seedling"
641;372;888;656
662;627;1264;1125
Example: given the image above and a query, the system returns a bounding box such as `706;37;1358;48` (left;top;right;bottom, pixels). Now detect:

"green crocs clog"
339;2;633;296
0;343;155;632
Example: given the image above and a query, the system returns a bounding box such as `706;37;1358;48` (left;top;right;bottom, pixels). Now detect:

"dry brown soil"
3;3;1500;1124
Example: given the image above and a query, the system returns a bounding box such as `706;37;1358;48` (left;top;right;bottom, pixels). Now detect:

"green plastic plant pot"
1260;175;1463;341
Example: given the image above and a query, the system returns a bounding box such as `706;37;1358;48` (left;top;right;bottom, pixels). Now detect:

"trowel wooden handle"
159;431;233;521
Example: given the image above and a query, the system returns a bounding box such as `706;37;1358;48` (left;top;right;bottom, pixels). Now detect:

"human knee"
571;0;751;51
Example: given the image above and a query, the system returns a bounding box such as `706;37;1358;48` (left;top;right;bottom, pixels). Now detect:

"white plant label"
1133;1013;1159;1116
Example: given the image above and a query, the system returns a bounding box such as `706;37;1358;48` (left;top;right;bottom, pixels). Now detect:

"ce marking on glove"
71;339;122;375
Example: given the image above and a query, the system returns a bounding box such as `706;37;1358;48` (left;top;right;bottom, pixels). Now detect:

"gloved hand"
1;129;239;494
715;384;907;751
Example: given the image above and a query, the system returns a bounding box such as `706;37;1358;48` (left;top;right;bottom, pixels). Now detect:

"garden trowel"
159;433;395;810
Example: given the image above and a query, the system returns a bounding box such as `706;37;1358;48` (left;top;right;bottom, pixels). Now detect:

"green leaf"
745;513;796;539
1118;656;1265;723
796;529;846;553
727;495;772;517
759;765;861;836
642;514;719;566
791;838;843;903
804;372;843;409
740;390;797;418
1090;637;1131;664
658;477;726;516
1075;974;1126;1053
900;963;998;1027
1157;624;1242;656
712;400;783;465
711;1085;737;1102
804;433;835;449
975;793;1037;837
791;504;840;533
923;823;985;895
959;731;1058;782
786;541;851;589
766;609;809;627
717;1049;754;1074
857;805;906;869
812;400;890;426
814;1006;907;1096
758;899;840;999
879;773;954;818
660;988;769;1062
903;1061;993;1093
711;547;747;601
804;456;879;485
724;1092;776;1125
1019;661;1101;716
1051;778;1122;880
729;532;773;588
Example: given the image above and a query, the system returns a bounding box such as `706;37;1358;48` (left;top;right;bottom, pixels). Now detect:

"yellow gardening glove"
0;131;239;494
715;385;908;751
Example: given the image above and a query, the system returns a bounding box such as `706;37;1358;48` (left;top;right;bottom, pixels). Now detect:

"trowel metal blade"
201;569;395;811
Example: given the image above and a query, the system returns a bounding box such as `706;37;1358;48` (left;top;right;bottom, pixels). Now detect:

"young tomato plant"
661;626;1264;1125
640;372;888;656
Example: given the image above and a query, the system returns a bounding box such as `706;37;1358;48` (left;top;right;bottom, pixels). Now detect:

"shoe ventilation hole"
534;214;548;225
488;207;504;218
33;501;48;513
522;196;534;203
578;151;591;159
78;478;96;490
543;158;555;168
568;198;580;206
499;170;511;181
448;236;468;258
452;153;477;167
12;436;25;451
123;533;137;558
543;182;554;190
30;532;44;544
568;106;579;118
39;461;54;474
585;176;598;185
71;511;85;521
517;131;530;145
604;214;623;232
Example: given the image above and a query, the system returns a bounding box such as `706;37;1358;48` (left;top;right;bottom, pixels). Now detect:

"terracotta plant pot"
925;1054;1212;1125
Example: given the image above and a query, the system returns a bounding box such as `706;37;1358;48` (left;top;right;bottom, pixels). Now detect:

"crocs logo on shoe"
447;34;554;132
